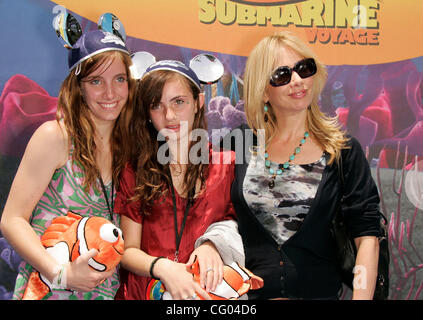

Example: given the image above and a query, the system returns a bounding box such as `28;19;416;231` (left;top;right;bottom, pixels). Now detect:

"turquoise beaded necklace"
265;131;310;189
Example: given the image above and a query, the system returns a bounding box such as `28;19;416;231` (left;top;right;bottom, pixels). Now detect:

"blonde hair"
243;31;348;164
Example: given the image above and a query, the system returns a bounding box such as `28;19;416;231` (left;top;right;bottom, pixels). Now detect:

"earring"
264;104;269;122
148;119;152;123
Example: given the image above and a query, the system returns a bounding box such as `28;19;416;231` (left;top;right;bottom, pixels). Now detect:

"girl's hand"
65;249;114;292
154;258;211;300
187;241;224;293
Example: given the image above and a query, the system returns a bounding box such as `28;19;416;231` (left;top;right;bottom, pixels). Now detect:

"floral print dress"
13;150;120;300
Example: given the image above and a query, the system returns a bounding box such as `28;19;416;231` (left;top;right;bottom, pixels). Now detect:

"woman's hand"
187;241;224;293
153;258;211;300
65;249;115;292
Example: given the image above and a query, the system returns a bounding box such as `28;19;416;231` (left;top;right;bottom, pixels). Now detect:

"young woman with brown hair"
0;27;137;300
115;60;243;300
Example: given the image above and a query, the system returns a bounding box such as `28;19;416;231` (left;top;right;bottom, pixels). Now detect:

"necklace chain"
265;131;309;189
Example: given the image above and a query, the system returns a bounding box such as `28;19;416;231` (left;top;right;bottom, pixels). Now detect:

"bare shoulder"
32;120;68;144
25;120;69;168
2;121;70;222
34;120;67;139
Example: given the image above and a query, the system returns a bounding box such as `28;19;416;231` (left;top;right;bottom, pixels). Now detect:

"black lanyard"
170;179;195;262
99;176;114;222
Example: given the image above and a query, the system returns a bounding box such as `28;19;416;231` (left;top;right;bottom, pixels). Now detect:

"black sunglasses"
269;58;317;87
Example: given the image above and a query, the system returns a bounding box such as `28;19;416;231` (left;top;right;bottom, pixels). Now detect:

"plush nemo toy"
159;257;264;300
22;211;124;300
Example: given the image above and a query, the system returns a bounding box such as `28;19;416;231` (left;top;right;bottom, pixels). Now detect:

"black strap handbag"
331;152;390;300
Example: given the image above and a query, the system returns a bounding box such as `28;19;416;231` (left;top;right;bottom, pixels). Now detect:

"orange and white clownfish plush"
22;211;124;300
161;257;264;300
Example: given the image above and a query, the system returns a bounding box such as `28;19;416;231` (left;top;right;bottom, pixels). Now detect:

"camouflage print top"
243;152;325;245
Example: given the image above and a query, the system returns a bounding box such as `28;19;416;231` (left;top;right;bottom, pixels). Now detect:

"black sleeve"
341;137;382;239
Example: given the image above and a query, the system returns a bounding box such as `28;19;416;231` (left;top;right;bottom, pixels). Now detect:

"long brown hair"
56;51;137;192
130;71;208;214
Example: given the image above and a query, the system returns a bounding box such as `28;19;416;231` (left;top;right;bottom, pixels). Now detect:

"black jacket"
222;124;381;299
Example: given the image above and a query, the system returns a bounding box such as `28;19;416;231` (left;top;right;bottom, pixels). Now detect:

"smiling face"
263;45;314;117
149;75;204;143
80;55;129;125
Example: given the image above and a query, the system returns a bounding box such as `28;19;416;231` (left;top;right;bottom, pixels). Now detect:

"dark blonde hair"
244;31;348;164
130;71;208;214
56;50;137;191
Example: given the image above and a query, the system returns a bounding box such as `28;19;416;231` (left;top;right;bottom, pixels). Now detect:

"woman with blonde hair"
224;31;382;299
